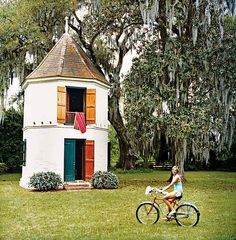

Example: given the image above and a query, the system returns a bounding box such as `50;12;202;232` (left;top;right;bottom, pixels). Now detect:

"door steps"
63;181;92;191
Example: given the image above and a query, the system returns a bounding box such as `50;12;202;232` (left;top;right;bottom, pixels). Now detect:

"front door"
64;139;85;182
64;139;94;181
64;139;76;181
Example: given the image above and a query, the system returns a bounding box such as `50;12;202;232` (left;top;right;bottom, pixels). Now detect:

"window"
57;86;96;125
66;87;85;124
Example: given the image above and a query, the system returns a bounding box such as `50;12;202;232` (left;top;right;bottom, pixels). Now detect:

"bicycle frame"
149;194;181;216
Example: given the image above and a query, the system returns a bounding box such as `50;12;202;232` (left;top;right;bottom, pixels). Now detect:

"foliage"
91;171;119;189
108;125;120;166
29;171;62;191
0;108;23;170
0;0;75;98
1;0;235;173
0;163;7;174
70;0;143;169
0;0;142;170
217;131;236;170
123;3;236;174
77;0;235;171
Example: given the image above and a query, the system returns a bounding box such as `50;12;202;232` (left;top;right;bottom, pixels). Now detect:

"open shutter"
57;86;66;123
85;140;94;180
86;89;96;124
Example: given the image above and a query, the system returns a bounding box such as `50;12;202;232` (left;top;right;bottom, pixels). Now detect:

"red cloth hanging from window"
74;112;86;133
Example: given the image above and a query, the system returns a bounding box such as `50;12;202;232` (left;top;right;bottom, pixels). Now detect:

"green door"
64;139;76;181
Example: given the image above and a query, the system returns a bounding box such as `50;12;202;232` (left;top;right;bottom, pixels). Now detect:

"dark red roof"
26;34;109;85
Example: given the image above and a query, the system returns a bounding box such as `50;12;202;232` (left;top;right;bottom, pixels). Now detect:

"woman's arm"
162;175;178;191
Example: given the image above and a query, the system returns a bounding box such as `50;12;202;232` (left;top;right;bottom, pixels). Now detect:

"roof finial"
65;16;69;34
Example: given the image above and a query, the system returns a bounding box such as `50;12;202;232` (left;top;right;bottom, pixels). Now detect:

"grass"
0;171;236;240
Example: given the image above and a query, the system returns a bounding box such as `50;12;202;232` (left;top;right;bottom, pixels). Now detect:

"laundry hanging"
74;112;86;133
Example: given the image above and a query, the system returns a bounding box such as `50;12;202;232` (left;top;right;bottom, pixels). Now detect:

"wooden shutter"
57;86;66;123
86;89;96;124
85;140;94;180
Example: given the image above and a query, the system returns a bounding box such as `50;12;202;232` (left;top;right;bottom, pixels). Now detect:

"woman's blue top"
174;182;183;195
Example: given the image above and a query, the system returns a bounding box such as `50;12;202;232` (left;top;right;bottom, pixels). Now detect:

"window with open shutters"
57;86;96;125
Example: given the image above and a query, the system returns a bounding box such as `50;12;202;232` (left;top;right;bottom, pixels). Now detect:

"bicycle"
136;186;200;227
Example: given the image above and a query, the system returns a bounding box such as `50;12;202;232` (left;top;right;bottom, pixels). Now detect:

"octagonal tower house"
20;28;110;189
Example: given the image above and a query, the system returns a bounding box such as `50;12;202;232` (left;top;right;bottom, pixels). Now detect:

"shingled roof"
26;33;109;85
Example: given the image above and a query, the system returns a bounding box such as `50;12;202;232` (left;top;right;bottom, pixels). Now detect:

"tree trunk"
117;137;136;169
108;94;138;170
170;138;187;181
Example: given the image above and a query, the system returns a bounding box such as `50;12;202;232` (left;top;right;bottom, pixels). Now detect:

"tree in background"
108;126;120;167
0;0;75;171
69;0;236;171
0;0;235;172
0;0;143;170
124;2;236;176
0;108;23;171
0;0;74;120
69;0;143;169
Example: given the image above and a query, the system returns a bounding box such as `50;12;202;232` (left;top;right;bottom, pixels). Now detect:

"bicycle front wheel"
175;203;200;227
136;202;160;224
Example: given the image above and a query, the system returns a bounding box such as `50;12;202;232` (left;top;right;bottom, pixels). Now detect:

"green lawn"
0;171;236;240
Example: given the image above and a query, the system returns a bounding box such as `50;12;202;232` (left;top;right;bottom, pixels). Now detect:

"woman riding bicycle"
160;165;183;216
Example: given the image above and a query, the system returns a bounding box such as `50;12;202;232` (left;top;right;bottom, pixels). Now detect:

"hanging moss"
124;2;236;173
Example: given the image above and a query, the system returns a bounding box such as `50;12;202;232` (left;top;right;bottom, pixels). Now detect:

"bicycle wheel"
136;202;160;224
175;203;200;227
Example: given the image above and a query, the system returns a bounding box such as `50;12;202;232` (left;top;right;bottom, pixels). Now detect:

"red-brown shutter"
86;89;96;124
57;86;66;123
85;140;94;180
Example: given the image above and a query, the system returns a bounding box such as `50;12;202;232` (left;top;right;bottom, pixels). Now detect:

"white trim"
22;124;108;132
22;76;110;89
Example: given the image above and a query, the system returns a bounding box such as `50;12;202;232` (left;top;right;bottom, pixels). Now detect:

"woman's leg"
162;192;176;212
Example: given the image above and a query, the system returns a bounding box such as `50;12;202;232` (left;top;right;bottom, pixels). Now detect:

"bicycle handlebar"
145;186;168;195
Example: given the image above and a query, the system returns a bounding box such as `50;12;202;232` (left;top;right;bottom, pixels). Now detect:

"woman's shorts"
173;190;183;197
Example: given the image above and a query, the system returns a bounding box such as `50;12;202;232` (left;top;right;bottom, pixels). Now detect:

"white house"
20;31;110;189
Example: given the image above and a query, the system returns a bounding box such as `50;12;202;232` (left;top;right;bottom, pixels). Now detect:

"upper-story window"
66;87;85;124
57;86;96;125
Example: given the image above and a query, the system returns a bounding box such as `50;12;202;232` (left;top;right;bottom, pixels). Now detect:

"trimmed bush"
0;163;7;174
91;171;119;189
29;171;62;191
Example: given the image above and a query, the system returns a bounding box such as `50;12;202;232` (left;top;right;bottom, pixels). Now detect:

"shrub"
0;163;7;174
0;108;23;171
91;171;119;189
29;171;62;191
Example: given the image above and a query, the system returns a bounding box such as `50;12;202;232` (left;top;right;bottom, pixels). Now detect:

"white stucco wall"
20;78;109;189
23;78;109;128
20;126;108;188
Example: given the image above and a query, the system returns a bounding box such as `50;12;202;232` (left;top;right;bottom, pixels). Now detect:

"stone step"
63;181;92;191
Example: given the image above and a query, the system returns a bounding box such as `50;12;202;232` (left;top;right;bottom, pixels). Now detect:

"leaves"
0;108;23;169
0;0;75;94
123;3;236;166
91;171;119;189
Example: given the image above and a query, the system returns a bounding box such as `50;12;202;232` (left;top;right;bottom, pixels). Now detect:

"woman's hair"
172;165;179;173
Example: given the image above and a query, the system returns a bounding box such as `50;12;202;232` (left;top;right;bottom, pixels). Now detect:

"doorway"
64;139;85;181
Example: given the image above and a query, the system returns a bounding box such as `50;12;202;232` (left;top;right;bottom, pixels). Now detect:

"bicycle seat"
176;195;182;200
168;195;182;202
